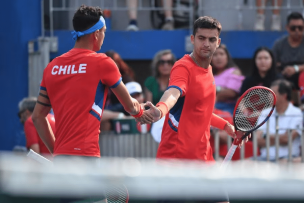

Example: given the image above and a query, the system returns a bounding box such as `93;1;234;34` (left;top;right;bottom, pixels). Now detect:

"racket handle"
233;131;251;145
220;144;238;170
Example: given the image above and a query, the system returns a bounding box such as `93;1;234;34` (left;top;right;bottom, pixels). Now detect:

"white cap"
126;82;142;95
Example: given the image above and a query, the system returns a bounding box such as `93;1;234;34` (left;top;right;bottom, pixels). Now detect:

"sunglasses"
17;109;26;118
289;25;304;31
158;59;174;65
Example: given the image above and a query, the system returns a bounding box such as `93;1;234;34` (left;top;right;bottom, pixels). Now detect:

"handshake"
131;101;162;125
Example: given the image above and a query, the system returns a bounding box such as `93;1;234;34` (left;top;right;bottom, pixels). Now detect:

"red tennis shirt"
40;48;121;157
25;114;55;155
156;55;228;161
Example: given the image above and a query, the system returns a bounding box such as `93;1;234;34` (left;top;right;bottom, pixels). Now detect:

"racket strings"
235;88;275;131
105;184;129;203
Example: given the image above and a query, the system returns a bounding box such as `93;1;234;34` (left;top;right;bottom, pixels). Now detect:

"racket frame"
232;86;276;145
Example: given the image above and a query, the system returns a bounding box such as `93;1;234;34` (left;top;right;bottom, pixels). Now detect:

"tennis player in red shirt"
144;16;247;162
31;5;152;158
18;97;54;155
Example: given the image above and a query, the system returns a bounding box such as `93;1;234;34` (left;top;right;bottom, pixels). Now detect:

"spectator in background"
18;97;54;155
105;50;135;112
144;49;176;105
240;47;282;95
272;12;304;94
299;72;304;105
211;44;244;114
256;79;303;161
126;81;145;104
105;50;135;83
101;81;146;131
254;0;282;31
126;0;175;31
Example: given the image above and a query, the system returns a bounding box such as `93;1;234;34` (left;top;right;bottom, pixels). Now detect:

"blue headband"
71;16;106;41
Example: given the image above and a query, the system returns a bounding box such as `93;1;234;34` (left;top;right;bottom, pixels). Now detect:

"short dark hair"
287;12;304;24
193;16;222;36
271;79;292;101
72;5;103;32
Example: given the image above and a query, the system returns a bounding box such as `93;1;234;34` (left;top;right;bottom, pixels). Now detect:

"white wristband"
294;65;299;73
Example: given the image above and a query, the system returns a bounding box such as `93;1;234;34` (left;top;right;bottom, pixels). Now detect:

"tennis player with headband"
143;16;248;162
32;5;153;160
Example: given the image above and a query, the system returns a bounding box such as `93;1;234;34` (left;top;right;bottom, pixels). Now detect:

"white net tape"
235;88;274;131
1;153;304;201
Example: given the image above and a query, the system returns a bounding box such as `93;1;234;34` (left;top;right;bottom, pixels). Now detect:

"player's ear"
217;38;221;48
94;30;99;40
190;34;194;45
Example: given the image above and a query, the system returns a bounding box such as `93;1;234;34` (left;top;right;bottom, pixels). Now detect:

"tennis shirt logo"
51;64;87;75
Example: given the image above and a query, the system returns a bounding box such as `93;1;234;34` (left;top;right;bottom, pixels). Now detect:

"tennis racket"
26;150;129;203
220;86;276;170
104;184;129;203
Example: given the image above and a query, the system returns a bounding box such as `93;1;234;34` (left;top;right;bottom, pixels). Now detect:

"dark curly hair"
193;16;222;36
72;5;103;33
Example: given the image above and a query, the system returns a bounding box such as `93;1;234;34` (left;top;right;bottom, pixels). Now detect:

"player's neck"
74;40;95;51
190;52;210;69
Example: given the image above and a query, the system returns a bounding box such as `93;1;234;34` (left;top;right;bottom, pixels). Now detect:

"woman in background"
211;44;244;114
105;50;135;111
240;47;282;95
144;49;176;105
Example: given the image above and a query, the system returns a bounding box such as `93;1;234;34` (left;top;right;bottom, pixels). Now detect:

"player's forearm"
111;83;141;115
32;117;55;154
159;88;180;111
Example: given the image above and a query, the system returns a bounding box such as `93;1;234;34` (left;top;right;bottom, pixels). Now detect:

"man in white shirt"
256;79;303;161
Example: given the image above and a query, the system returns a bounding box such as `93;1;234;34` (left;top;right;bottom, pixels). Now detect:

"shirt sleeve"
24;118;39;148
210;113;228;130
40;69;47;91
168;65;190;97
101;57;122;88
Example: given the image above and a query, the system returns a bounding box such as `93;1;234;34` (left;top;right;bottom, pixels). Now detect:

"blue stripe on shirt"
110;77;122;88
90;110;101;121
167;85;182;96
40;86;47;91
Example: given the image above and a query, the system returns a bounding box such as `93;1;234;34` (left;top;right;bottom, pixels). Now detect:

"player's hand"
282;66;296;77
141;101;161;124
223;122;236;139
234;131;252;148
135;108;154;124
224;123;251;148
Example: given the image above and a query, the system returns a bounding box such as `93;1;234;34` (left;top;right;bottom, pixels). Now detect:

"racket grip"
220;144;238;170
233;131;251;145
